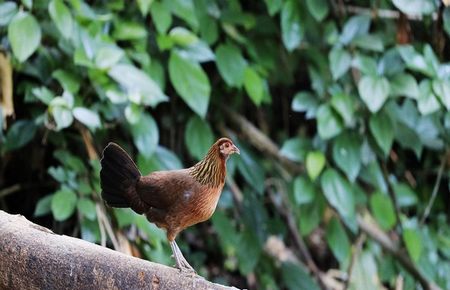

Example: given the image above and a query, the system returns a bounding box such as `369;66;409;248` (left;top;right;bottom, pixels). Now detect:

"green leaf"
168;52;210;118
432;79;450;110
393;183;418;207
4;120;36;151
282;262;320;290
317;104;343;140
236;230;261;274
352;54;378;76
185;116;214;160
392;0;435;16
52;70;80;94
0;2;18;26
332;132;361;182
264;0;283;16
244;67;264;106
292;92;319;118
331;93;354;125
77;198;97;220
326;217;351;263
329;47;351;80
130;113;159;158
52;105;73;130
340;15;370;44
8;11;41;62
48;0;73;38
215;43;247;88
352;34;384;52
358;75;390;113
237;145;265;194
166;0;198;29
321;169;355;218
109;64;168;107
281;0;303;52
137;0;153;16
390;73;420;99
34;195;53;217
306;151;326;181
150;1;172;34
73;107;101;129
403;228;423;262
168;27;199;46
95;46;124;69
349;252;382;290
370;192;396;230
418;80;440;115
369;111;394;156
280;138;311;162
21;0;32;9
174;41;215;63
113;21;147;40
293;176;316;205
306;0;329;21
51;186;77;221
137;146;182;173
398;45;435;77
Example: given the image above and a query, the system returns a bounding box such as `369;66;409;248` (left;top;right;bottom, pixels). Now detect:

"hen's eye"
225;143;229;148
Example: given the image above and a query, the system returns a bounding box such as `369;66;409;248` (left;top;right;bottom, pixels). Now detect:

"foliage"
1;0;450;289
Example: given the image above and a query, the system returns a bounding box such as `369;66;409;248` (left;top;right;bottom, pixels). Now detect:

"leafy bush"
1;0;450;289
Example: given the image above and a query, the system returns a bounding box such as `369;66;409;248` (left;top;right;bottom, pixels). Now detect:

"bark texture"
0;210;239;290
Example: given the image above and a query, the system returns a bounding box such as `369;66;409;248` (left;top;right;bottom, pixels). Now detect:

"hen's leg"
169;240;196;273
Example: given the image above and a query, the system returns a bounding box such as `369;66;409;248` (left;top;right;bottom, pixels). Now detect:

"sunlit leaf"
8;11;41;62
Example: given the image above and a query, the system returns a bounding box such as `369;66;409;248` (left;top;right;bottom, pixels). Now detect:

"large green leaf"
320;169;355;219
293;176;316;205
8;11;41;62
403;228;423;262
244;67;264;106
130;113;159;158
48;0;73;38
4;120;36;151
432;79;450;110
370;192;396;230
331;93;354;125
369;111;394;156
168;52;210;117
0;2;18;26
281;0;303;52
349;252;382;290
280;138;311;162
358;75;390;113
150;1;172;34
51;186;77;221
340;15;370;44
306;151;326;181
282;262;320;290
291;92;319;118
329;47;351;80
390;73;420;99
392;0;435;16
332;132;361;182
418;80;441;115
306;0;329;21
185;116;214;160
73;107;101;130
109;64;168;107
326;217;350;263
215;44;247;87
317;104;343;140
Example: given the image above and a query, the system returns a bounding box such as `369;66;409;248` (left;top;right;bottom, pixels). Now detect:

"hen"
100;137;240;272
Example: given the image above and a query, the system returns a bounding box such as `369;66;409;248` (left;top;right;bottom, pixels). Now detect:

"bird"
99;137;240;272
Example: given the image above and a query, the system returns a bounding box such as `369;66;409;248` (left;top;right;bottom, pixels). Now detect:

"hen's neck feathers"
189;146;226;188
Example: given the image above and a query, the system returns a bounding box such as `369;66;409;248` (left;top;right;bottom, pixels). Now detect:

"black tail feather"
100;142;142;211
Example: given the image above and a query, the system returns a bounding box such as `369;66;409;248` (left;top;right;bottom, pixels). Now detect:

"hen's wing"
136;169;198;210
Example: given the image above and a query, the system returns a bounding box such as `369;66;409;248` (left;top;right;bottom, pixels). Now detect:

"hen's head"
215;137;240;158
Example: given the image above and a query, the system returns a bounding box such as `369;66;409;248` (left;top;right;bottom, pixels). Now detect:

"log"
0;210;239;290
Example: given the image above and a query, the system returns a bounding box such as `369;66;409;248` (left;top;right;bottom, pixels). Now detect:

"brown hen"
100;137;240;272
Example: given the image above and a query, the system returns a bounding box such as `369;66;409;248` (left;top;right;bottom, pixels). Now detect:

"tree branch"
0;210;239;290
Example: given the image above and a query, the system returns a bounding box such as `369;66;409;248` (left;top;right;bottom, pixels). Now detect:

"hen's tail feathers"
100;142;145;214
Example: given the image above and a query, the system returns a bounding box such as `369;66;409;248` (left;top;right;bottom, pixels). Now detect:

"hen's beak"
232;145;240;155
